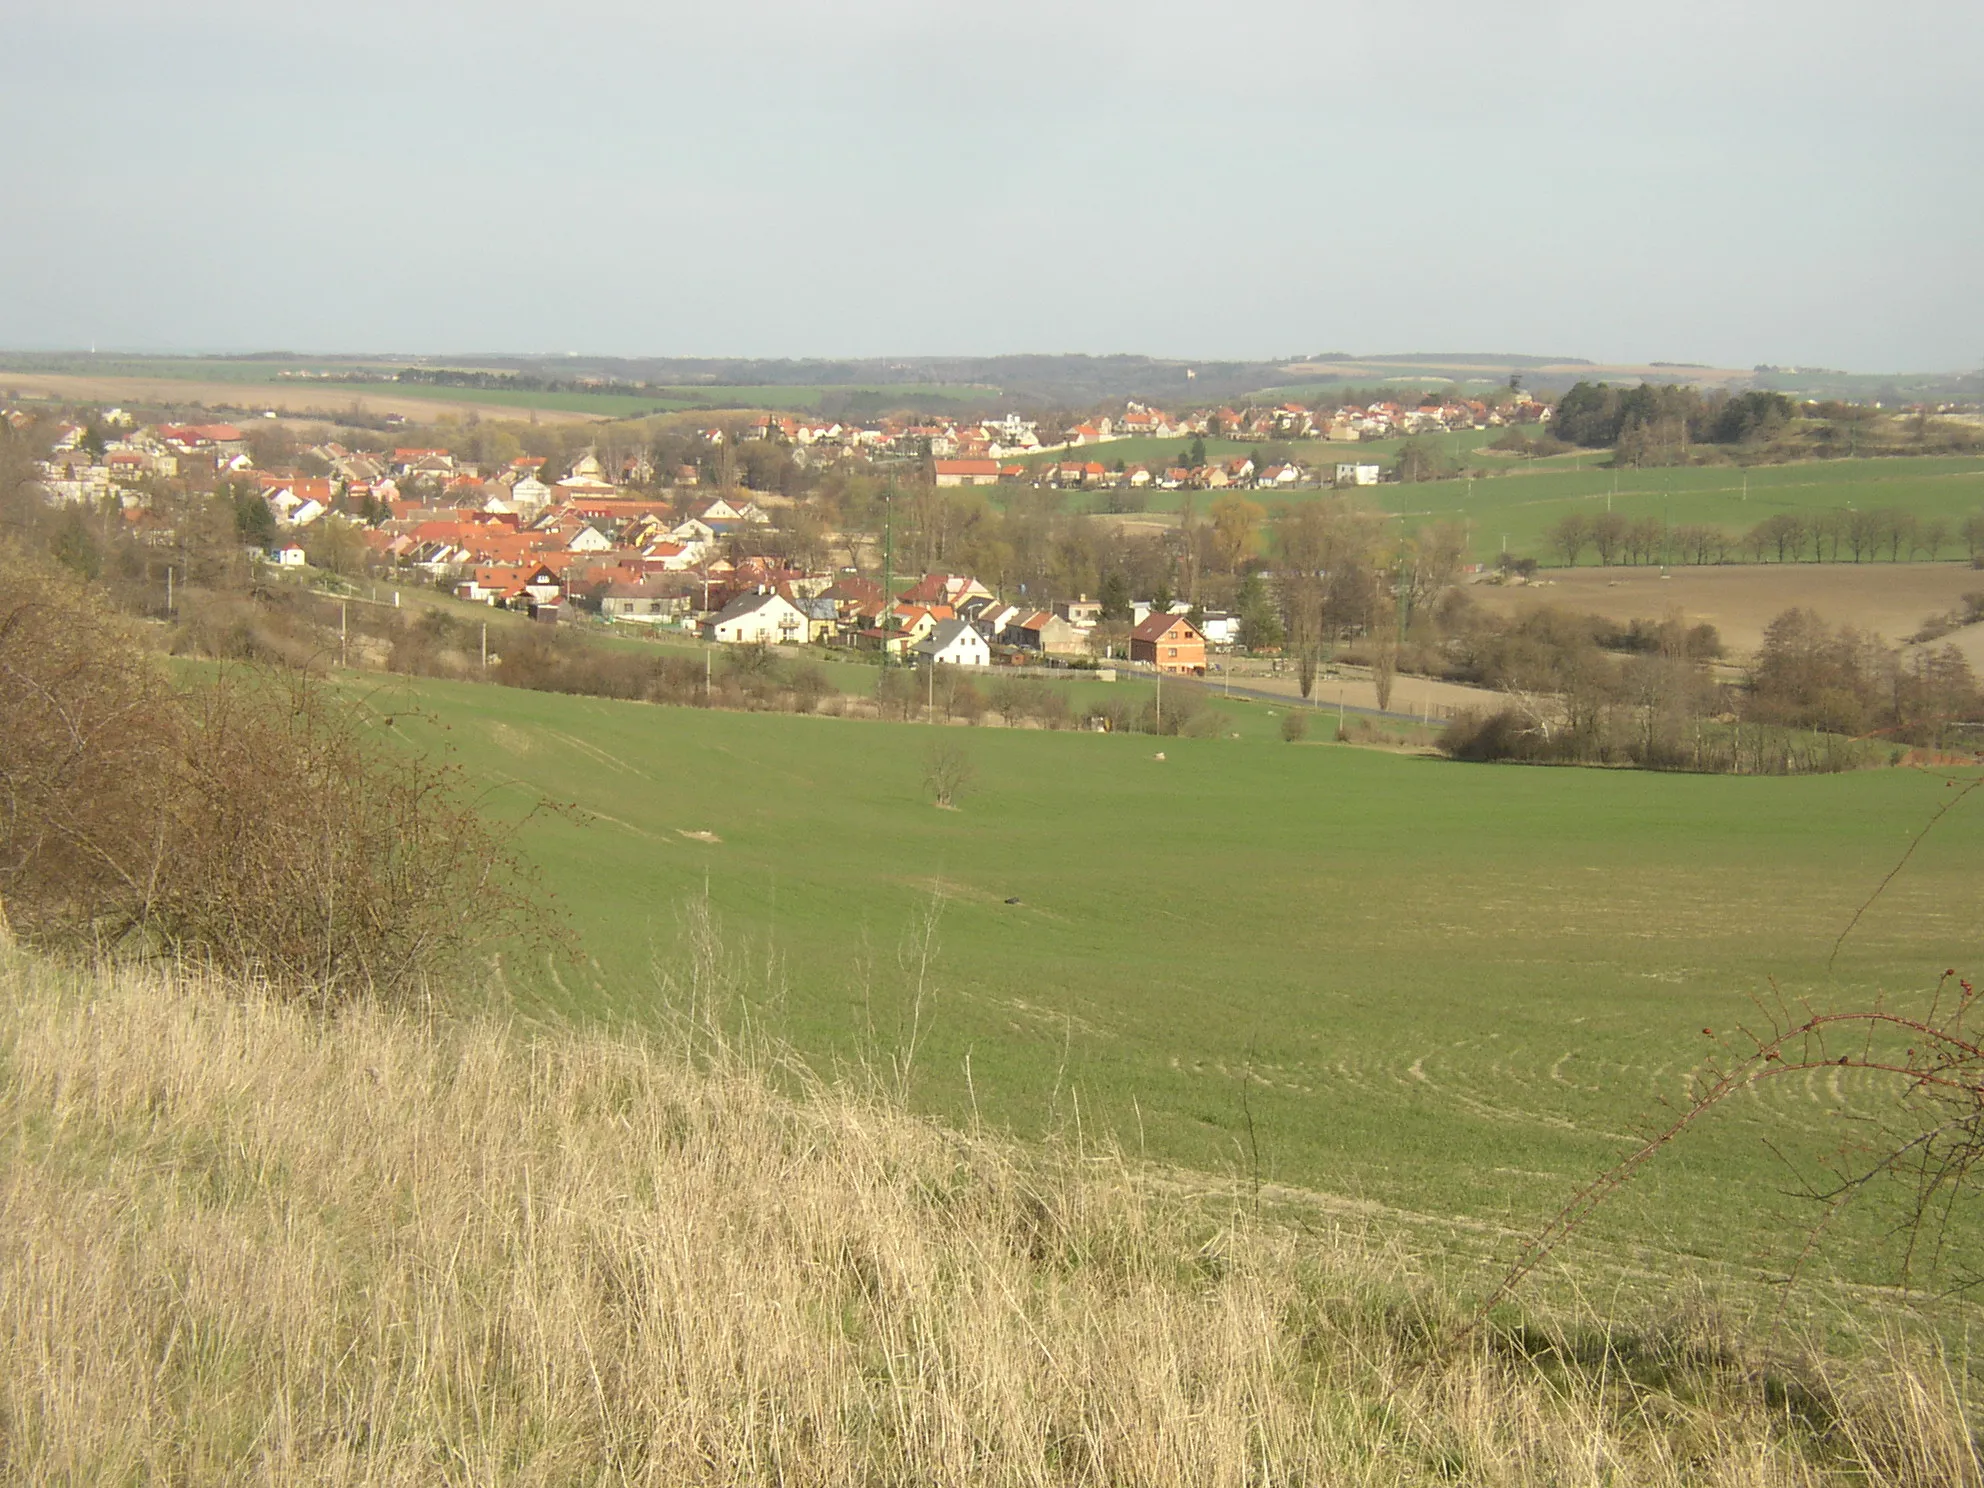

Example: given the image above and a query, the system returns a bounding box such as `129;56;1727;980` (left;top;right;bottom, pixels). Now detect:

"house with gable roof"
1130;612;1207;675
704;589;808;645
913;618;991;667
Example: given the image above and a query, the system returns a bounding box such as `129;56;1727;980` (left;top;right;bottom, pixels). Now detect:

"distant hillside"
6;348;1978;417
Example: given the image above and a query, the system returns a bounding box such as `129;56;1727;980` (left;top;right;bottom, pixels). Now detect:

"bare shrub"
1281;710;1309;743
787;662;832;713
144;669;560;1001
1438;707;1534;762
0;545;182;943
874;664;920;720
989;676;1069;729
921;739;975;808
1136;678;1213;736
934;669;985;723
1;538;557;1000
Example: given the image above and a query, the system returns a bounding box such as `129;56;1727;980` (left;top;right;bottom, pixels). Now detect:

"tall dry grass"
0;934;1977;1485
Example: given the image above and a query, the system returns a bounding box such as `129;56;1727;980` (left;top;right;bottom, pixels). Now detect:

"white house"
1334;463;1382;486
269;543;307;567
704;590;809;645
1198;612;1240;646
913;618;991;667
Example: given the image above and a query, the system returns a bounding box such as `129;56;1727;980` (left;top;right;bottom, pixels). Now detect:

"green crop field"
1021;442;1984;560
1359;453;1984;562
652;382;994;412
368;672;1984;1304
365;381;1001;418
1008;430;1501;513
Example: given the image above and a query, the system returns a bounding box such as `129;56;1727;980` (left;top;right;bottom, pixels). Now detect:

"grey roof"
713;590;788;622
915;618;983;654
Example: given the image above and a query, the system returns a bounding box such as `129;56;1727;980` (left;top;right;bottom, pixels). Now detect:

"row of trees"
1266;504;1470;707
1543;507;1984;568
1436;602;1984;771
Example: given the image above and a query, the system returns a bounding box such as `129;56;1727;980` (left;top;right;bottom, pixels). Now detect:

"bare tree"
922;738;975;809
1369;584;1398;712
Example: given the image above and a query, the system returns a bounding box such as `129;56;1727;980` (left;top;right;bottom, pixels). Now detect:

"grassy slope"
378;675;1984;1291
11;943;1964;1482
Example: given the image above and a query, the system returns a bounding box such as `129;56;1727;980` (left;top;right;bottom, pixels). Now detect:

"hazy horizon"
4;0;1979;372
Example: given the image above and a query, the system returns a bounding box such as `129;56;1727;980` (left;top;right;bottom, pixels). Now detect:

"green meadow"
376;673;1984;1299
1352;453;1984;562
1011;438;1984;563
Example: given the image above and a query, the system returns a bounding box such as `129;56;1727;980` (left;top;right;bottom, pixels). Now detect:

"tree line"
1550;380;1981;467
1542;507;1984;568
1436;602;1984;772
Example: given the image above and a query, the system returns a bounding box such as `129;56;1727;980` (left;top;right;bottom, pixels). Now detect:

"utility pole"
480;621;487;669
340;600;348;668
1155;669;1162;734
165;565;173;616
880;485;896;668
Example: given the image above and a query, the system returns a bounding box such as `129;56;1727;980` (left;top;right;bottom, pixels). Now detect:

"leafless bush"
874;664;921;720
1;539;558;1001
988;676;1070;729
168;588;328;669
788;662;832;713
1135;678;1216;736
144;669;561;1001
921;739;975;808
0;546;182;943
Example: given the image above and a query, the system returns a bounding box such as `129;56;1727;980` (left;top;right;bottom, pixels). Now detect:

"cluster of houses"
925;393;1548;493
703;572;1214;675
21;380;1552;524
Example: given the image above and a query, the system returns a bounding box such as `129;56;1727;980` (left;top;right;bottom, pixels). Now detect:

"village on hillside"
11;390;1555;669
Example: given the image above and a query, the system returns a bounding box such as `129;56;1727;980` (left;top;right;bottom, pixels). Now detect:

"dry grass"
1;933;1978;1485
0;370;606;425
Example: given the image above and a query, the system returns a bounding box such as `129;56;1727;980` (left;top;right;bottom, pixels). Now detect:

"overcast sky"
3;0;1979;370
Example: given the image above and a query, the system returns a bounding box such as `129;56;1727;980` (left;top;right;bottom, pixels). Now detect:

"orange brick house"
1130;612;1207;675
